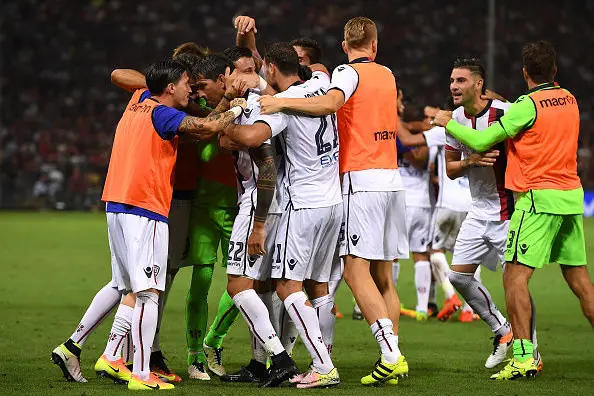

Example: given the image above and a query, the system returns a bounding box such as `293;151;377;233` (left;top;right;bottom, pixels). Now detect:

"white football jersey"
423;127;471;212
233;91;285;215
256;71;342;210
446;100;514;221
398;151;433;208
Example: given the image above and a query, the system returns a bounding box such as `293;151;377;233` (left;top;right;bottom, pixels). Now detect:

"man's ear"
217;74;226;90
341;41;348;55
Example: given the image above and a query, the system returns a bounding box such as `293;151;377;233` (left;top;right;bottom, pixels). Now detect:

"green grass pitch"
1;212;593;395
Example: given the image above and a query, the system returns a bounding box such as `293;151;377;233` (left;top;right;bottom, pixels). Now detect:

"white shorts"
107;212;168;293
340;190;408;261
272;204;342;282
226;213;280;281
167;198;192;271
452;217;509;271
405;206;432;253
430;208;467;251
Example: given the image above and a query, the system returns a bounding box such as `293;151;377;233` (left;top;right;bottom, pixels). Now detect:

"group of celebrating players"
50;12;594;391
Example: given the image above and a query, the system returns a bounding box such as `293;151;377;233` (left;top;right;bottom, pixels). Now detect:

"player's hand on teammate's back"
465;150;500;167
432;110;453;127
258;95;283;114
234;16;257;34
247;222;266;256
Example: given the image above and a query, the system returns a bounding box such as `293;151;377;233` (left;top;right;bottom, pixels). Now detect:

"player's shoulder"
491;99;511;111
452;106;465;120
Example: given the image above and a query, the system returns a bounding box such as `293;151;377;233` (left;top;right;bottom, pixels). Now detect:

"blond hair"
344;17;377;49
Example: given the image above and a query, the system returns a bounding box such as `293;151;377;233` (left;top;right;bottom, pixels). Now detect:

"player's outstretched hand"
258;95;283;114
466;149;500;167
247;223;266;256
431;110;453;127
234;16;257;34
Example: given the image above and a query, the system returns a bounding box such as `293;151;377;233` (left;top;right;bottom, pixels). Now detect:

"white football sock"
70;283;121;346
284;291;333;374
132;291;159;381
279;302;299;354
430;252;456;299
414;261;431;313
370;318;401;363
449;271;507;334
311;294;336;356
104;304;133;361
392;261;401;285
122;332;133;363
233;289;284;356
328;279;341;297
152;271;175;352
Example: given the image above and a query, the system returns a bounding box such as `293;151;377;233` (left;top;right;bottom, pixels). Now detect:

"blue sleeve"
151;105;187;140
139;90;151;102
396;137;411;154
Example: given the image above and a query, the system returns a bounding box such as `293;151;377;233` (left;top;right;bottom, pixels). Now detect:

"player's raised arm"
246;142;276;256
111;69;147;92
234;15;263;72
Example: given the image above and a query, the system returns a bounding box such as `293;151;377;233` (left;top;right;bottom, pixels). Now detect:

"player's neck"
152;94;175;108
464;97;490;116
347;49;373;62
276;74;301;92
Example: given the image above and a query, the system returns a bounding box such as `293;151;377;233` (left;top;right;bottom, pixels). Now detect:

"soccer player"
258;18;409;385
398;105;471;322
51;59;246;390
428;58;517;370
394;88;435;322
433;41;594;380
224;42;341;388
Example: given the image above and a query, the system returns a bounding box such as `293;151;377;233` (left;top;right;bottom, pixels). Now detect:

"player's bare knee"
303;279;328;299
121;293;136;307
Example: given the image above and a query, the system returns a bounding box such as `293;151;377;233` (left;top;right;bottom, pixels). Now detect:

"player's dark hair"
145;59;188;95
173;52;202;80
522;41;556;84
223;46;254;64
264;42;300;76
196;53;234;82
298;65;313;81
290;37;322;64
453;58;487;94
173;42;209;58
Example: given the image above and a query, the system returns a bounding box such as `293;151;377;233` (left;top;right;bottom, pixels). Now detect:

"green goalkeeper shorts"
187;204;237;267
504;209;586;268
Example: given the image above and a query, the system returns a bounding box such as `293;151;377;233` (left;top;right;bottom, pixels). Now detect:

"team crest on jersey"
153;265;160;277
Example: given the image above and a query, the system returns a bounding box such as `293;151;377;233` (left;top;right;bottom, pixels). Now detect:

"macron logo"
374;131;396;141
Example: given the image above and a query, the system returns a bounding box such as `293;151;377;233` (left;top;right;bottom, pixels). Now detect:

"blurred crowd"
1;0;593;210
